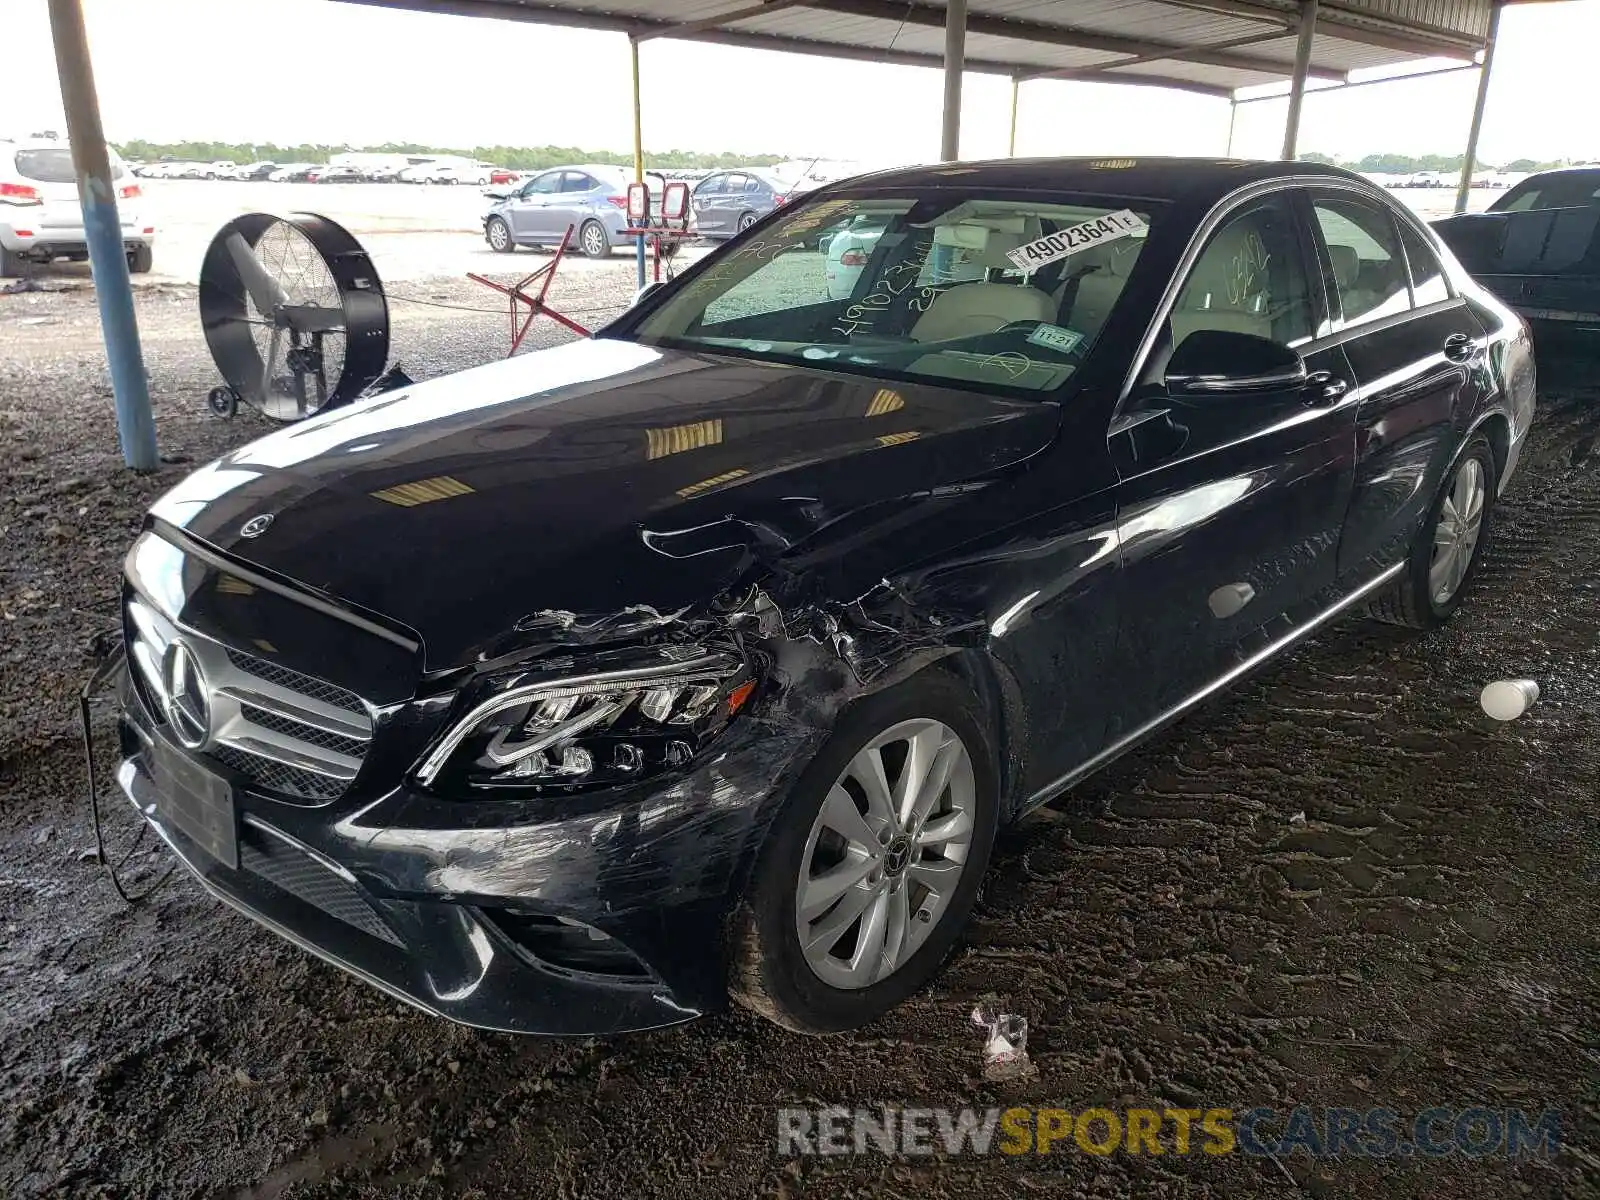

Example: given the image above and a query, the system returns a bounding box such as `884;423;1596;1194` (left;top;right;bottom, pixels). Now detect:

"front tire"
578;219;611;258
730;670;998;1033
485;217;514;253
1370;433;1496;629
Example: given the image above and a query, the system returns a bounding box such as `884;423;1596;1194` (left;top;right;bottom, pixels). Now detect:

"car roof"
833;156;1369;204
1516;165;1600;181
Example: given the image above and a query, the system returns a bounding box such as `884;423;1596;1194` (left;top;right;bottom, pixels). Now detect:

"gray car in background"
690;169;790;238
482;164;636;257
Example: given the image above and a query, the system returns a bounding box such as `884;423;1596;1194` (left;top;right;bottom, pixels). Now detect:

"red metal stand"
467;223;591;355
621;227;686;283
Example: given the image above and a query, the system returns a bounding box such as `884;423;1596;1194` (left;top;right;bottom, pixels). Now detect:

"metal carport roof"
339;0;1498;96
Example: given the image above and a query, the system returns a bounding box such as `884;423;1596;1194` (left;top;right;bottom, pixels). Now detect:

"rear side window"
14;147;125;182
1398;221;1450;307
1311;196;1410;328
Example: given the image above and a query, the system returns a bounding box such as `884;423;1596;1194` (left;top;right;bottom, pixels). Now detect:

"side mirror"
1164;330;1306;396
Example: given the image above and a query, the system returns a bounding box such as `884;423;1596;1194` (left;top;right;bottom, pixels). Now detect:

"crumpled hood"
151;338;1059;669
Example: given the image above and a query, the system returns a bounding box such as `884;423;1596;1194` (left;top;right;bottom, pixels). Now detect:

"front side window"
524;172;562;196
629;191;1160;396
696;174;726;196
1398;220;1451;307
1168;194;1316;350
1312;196;1411;328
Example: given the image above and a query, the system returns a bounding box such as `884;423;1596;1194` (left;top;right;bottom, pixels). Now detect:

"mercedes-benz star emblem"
239;513;274;538
162;641;212;750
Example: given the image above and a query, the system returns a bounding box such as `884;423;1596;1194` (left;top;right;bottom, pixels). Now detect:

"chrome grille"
126;595;374;804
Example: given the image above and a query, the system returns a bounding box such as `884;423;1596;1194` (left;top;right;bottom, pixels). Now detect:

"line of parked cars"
480;163;817;256
128;156;509;185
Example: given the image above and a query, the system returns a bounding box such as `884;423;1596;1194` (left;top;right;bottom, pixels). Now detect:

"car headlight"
414;647;756;791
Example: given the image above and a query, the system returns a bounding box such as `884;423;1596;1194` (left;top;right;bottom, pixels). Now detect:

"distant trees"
1295;150;1574;174
111;139;788;169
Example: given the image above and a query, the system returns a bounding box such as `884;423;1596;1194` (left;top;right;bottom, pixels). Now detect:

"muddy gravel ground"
1;272;1598;1199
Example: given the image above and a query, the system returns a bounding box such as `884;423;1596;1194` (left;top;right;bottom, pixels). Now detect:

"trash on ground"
971;996;1036;1081
1480;678;1541;721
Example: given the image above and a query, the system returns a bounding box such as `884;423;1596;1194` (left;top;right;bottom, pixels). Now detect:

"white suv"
0;137;156;276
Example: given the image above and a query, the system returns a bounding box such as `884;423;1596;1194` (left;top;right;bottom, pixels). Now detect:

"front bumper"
114;665;816;1035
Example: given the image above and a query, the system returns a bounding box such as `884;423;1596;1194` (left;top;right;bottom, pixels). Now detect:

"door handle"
1301;371;1349;407
1443;332;1479;362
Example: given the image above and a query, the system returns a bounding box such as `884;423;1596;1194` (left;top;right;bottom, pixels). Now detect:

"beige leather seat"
1059;238;1141;344
910;233;1054;342
1169;222;1281;346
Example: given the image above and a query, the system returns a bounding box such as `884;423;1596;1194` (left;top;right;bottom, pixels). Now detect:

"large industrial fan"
199;212;390;422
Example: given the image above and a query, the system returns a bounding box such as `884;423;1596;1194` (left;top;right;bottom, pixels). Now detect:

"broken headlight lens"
416;648;755;791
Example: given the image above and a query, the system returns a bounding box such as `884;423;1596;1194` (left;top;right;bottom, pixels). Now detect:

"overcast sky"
10;0;1599;167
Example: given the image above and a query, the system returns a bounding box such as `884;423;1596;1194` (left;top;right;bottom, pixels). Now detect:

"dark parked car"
690;168;789;238
1433;166;1600;339
109;158;1534;1036
310;164;362;184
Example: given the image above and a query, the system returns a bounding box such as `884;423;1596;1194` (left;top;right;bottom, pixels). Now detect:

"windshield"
1495;171;1600;213
628;190;1157;396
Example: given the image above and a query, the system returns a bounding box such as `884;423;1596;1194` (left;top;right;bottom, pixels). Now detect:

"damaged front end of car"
101;470;1010;1035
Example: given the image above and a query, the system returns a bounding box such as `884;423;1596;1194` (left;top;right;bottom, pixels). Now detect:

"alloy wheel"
487;220;509;251
582;223;606;256
794;719;976;990
1429;457;1485;605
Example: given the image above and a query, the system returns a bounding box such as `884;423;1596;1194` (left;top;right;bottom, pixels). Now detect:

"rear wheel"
730;670;998;1033
736;211;759;233
1369;433;1496;629
0;245;25;277
485;217;514;253
127;244;153;274
578;219;611;258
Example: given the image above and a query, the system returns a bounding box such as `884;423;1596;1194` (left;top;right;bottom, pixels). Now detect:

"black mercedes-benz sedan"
113;158;1536;1035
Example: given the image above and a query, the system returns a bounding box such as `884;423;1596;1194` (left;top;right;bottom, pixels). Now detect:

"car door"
693;173;729;236
1305;188;1491;579
510;171;562;239
1108;188;1359;727
546;171;599;241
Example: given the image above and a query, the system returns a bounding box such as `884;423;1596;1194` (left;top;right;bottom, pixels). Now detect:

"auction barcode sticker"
1006;210;1146;274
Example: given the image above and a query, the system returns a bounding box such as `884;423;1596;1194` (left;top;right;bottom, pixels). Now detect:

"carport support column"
630;35;646;290
941;0;967;161
1454;1;1502;215
1280;0;1318;161
47;0;157;472
1007;78;1020;156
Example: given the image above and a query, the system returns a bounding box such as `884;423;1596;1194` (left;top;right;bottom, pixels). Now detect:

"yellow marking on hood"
647;418;723;459
866;388;905;417
676;468;749;498
369;475;475;507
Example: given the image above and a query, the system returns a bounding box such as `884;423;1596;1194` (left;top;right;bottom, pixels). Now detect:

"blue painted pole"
47;0;158;471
